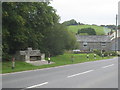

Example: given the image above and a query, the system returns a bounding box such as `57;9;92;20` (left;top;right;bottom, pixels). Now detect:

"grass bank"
2;53;113;74
67;25;111;35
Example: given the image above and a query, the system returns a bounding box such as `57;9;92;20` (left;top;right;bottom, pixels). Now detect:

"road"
2;57;118;89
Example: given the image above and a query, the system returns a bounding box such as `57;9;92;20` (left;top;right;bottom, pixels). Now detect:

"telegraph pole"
115;14;118;53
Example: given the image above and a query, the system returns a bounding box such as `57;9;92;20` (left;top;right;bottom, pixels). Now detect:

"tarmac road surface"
2;57;118;89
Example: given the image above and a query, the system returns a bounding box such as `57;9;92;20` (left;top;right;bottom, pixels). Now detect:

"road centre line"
67;70;94;78
102;64;114;68
25;82;48;89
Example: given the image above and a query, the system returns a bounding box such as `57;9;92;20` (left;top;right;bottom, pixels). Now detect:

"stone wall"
79;42;111;51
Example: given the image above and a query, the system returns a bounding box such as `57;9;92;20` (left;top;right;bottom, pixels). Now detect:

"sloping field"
67;25;111;35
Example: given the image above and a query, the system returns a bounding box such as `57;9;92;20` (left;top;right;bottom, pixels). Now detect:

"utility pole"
115;14;118;53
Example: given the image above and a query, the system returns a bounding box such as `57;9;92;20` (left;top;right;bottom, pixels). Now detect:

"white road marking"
67;70;94;78
102;64;114;68
26;82;48;88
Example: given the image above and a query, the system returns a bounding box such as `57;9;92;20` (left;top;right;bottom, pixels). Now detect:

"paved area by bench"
26;60;54;66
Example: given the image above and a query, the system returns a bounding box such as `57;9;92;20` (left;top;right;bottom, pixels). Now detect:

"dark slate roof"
76;35;111;42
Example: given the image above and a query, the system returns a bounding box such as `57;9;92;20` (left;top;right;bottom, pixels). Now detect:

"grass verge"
2;53;114;74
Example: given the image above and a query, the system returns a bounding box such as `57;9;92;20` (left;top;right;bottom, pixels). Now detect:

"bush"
2;53;12;61
93;49;117;57
104;51;117;56
77;28;96;35
104;52;109;57
109;51;117;56
93;49;102;56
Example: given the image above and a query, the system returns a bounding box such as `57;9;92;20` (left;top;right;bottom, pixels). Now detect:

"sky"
50;0;120;25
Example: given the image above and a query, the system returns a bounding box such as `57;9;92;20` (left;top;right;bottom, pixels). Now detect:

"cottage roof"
76;35;111;42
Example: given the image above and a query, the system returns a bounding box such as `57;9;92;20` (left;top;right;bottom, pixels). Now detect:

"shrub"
93;49;117;57
77;28;96;35
109;51;117;56
104;52;109;57
93;49;102;56
2;53;12;61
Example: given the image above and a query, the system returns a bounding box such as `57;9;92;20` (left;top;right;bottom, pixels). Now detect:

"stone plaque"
20;51;26;55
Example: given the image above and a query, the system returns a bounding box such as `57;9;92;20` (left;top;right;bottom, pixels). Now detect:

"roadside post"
94;54;96;59
48;57;50;64
87;53;89;60
48;53;51;64
102;53;104;58
12;57;15;69
71;55;74;63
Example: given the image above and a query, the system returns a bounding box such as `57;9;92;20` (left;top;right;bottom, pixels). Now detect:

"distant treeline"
62;19;84;26
101;25;116;30
63;19;117;31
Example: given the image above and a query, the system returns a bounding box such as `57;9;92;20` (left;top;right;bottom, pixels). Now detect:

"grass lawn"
67;25;111;35
103;27;112;35
2;53;114;74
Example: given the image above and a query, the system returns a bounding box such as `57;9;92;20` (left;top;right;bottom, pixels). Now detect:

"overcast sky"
50;0;119;25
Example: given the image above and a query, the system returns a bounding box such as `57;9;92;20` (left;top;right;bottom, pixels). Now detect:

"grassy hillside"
67;25;111;35
103;27;112;34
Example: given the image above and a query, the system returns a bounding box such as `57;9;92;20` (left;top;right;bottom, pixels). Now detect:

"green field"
2;53;113;73
67;25;111;35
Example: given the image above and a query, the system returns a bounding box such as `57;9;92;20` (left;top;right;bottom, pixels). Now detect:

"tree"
105;25;116;30
43;24;76;56
2;2;60;60
2;2;77;60
77;28;96;35
62;19;78;26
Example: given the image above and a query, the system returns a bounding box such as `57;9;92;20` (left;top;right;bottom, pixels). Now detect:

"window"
101;42;106;47
83;42;87;47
